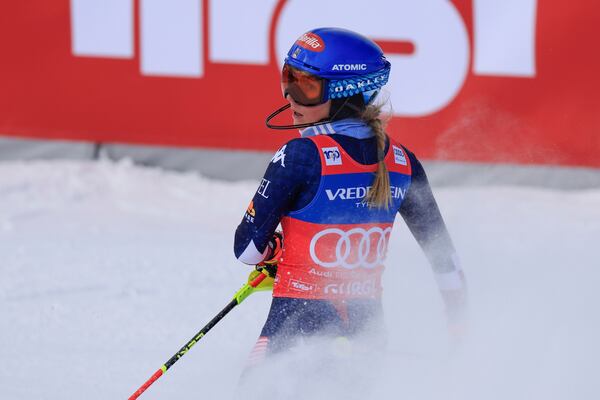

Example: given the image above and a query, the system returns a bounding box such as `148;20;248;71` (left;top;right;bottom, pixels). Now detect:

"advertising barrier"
1;0;598;167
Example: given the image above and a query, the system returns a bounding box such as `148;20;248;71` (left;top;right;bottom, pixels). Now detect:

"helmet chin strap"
265;98;353;131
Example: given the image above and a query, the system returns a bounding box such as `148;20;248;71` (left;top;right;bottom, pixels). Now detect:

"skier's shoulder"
384;135;413;159
271;137;320;168
284;137;320;154
400;144;419;166
380;136;420;172
396;144;428;186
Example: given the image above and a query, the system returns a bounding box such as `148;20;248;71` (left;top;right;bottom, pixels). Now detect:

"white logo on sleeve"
322;147;342;166
392;145;407;166
271;145;286;167
257;178;271;198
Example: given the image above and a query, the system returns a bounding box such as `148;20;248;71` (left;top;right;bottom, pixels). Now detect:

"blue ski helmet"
283;27;391;106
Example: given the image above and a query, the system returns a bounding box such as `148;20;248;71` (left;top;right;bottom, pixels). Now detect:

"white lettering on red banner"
70;0;538;116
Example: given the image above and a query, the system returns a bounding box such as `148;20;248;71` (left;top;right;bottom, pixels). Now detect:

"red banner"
1;0;599;167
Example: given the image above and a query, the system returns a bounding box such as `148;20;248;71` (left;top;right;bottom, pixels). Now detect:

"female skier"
234;27;467;365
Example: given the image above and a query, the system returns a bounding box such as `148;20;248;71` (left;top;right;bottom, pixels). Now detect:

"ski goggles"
281;64;326;106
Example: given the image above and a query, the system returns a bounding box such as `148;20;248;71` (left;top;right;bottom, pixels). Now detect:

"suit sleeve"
399;148;467;318
233;138;319;265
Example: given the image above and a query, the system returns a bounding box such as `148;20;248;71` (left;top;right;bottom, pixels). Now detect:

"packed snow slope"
1;159;599;399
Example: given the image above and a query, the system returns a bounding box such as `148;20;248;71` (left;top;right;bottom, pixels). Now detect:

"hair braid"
362;104;392;209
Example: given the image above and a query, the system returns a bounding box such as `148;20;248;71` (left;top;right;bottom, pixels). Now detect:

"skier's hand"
258;231;283;267
248;232;282;292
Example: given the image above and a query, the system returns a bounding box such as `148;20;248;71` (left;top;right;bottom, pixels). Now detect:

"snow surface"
1;159;599;399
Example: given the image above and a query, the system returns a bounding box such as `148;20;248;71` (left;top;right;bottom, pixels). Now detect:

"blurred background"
1;0;598;185
2;2;600;400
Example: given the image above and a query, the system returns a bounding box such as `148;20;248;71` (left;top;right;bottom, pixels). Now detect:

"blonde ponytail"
362;104;392;209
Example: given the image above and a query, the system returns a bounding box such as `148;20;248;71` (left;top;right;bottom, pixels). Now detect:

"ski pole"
128;269;269;400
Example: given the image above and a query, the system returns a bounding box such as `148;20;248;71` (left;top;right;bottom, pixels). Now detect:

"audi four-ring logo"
309;227;392;269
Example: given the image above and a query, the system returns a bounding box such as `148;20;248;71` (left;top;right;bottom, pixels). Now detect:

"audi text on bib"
274;136;412;300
